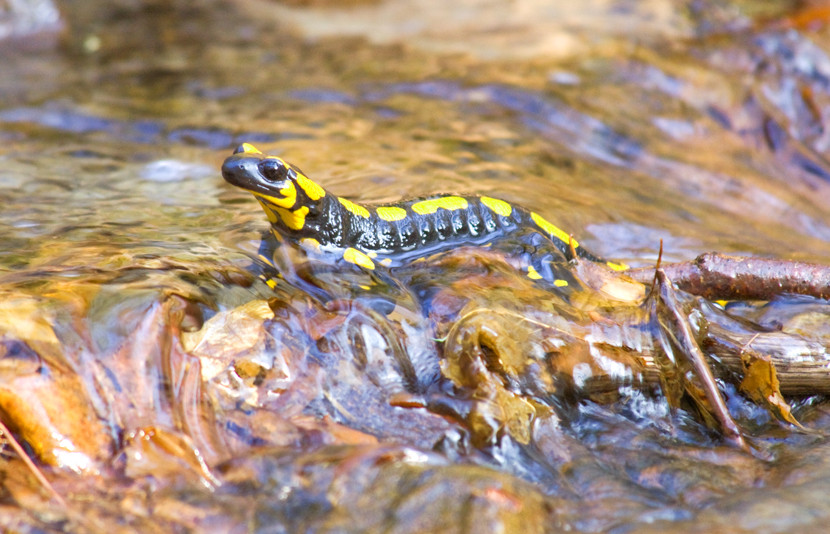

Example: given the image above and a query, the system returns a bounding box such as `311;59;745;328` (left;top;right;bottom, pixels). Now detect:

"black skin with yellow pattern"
222;143;621;276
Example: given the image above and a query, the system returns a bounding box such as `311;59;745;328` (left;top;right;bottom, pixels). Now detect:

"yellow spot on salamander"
553;279;568;287
240;143;262;154
343;247;375;270
257;200;278;224
480;196;512;217
606;261;629;271
526;265;542;280
339;197;370;218
530;212;579;249
255;181;298;209
380;258;392;266
259;275;278;289
295;173;326;201
255;181;304;230
299;238;321;252
376;206;408;221
274;205;308;230
411;196;469;215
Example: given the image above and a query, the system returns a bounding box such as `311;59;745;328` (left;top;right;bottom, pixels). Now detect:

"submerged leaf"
0;369;112;474
441;307;567;445
180;299;275;381
0;294;112;474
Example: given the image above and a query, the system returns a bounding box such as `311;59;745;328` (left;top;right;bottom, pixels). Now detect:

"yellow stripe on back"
480;196;512;217
411;196;468;215
343;247;375;270
530;212;579;248
339;197;370;218
376;206;408;221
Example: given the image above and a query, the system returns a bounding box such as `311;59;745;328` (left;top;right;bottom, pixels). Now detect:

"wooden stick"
628;253;830;300
0;419;67;508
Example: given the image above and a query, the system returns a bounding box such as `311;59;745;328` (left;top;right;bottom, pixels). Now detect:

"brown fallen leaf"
442;307;561;446
739;342;802;427
0;294;113;474
0;368;113;474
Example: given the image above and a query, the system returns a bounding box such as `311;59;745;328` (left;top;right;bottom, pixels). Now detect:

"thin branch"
0;420;67;508
655;269;748;450
629;253;830;300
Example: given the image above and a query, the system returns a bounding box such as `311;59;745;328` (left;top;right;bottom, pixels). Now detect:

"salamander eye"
259;158;289;183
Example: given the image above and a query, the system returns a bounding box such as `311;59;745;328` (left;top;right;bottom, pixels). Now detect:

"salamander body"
222;143;626;282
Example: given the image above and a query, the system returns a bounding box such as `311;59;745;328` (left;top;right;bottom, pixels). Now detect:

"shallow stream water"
2;1;830;532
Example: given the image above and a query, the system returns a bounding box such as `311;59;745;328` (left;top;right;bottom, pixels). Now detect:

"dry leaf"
740;348;802;427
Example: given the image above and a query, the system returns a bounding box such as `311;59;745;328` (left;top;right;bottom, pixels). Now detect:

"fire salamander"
222;143;627;286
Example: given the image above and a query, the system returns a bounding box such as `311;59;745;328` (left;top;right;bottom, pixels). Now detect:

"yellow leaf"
740;349;802;427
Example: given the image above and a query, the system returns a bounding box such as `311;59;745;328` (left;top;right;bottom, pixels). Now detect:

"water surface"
1;0;830;532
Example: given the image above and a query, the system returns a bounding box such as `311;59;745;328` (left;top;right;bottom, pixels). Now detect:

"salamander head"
223;143;317;209
223;143;329;232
